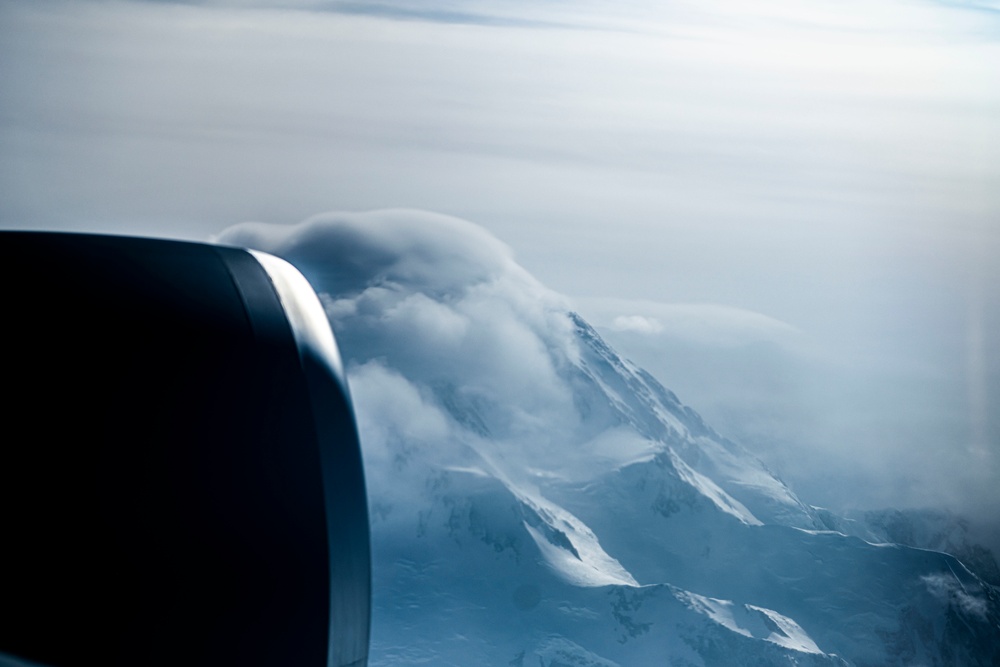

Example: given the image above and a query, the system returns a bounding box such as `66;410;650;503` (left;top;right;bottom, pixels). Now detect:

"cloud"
346;359;453;470
580;298;801;348
921;573;989;620
217;209;516;299
318;1;578;29
610;315;663;335
217;209;585;465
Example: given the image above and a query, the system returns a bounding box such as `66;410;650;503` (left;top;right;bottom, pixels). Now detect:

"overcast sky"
2;0;998;540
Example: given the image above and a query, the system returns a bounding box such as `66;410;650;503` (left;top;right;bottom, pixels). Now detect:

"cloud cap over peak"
217;209;518;299
217;209;578;453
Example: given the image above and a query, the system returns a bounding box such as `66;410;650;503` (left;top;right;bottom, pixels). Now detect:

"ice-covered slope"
568;312;823;530
218;209;1000;667
815;507;1000;587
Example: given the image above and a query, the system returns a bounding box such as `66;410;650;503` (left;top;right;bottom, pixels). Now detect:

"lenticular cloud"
217;210;1000;667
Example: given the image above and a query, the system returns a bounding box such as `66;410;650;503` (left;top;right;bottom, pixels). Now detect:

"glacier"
218;209;1000;667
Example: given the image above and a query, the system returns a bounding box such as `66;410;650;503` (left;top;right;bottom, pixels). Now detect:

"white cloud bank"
218;209;602;484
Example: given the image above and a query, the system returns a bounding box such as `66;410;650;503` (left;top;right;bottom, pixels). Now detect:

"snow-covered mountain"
218;209;1000;667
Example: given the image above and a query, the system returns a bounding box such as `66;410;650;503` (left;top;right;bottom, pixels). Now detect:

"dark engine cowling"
0;232;370;667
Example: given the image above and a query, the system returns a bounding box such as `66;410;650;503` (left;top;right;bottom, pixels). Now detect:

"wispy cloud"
610;315;664;336
318;2;579;30
922;573;989;620
581;298;800;348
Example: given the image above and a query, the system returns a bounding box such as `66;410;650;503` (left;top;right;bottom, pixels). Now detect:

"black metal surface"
0;232;369;667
